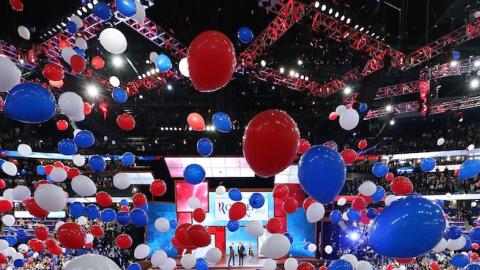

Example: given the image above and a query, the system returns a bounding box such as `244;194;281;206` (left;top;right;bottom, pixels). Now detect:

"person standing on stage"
228;243;235;266
248;243;253;257
238;242;245;265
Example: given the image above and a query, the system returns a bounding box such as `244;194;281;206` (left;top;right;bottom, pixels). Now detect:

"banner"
214;192;269;221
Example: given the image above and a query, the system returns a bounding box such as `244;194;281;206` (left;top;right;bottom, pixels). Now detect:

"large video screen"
175;181;209;212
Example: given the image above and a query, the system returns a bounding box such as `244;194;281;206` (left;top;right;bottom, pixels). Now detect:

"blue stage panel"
146;203;178;257
287;208;315;257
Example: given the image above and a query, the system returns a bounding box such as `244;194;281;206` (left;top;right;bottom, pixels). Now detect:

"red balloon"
319;266;328;270
34;226;49;241
192;208;206;223
282;198;298;214
117;113;136;131
91;225;104;238
49;80;64;88
352;196;367;211
472;253;480;261
91;56;105;69
56;120;69;131
357;193;373;204
175;223;193;246
187;224;211;247
45;239;58;250
341;149;357;165
28;239;44;253
96;192;112;208
44;165;54;175
385;172;395;182
266;218;283;234
0;179;5;190
229;202;247;220
328;112;338;121
9;0;23;11
273;184;290;199
67;167;80;180
83;102;92;115
391;176;414;195
360;210;370;224
188;31;236;92
120;205;129;212
0;199;13;213
395;258;414;264
150;179;167;197
132;193;147;206
187;113;205;131
303;197;315;210
53;161;64;168
386;265;395;270
49;245;63;256
57;223;86;249
115;234;133;249
298;262;315;270
358;139;367;150
473;243;480;250
430;261;439;270
84;241;93;248
42;63;64;81
12;159;18;165
243;110;300;177
298;139;311;154
70;55;86;73
35;180;49;188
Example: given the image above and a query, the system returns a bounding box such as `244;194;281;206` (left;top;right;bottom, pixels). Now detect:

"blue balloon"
330;210;342;224
88;155;106;173
197;138;213;157
20;169;26;175
459;159;480;181
298;145;346;204
183;164;206;185
7;228;15;234
5;236;17;246
169;219;178;229
359;103;368;113
120;199;129;206
328;259;353;270
36;165;45;175
371;186;385;202
284;232;293;244
450;253;469;268
447;226;462;240
66;21;78;34
130;208;148;227
17;229;26;239
86;204;100;220
463;235;472;251
420;158;436;172
73;47;86;58
121;152;135;166
74;130;95;148
366;208;377;219
0;160;5;167
155;54;172;72
212;112;232;133
227;220;239;232
101;209;117;223
452;50;461;60
14;258;25;268
4;83;56;124
249;193;265;209
347;208;361;221
69;202;86;219
112;87;128;103
196;258;209;270
323;141;338;152
228;188;242;201
115;0;137;17
368;195;446;258
127;263;142;270
435;199;445;208
372;162;389;177
93;2;112;20
117;211;131;226
237;27;254;43
467;264;480;270
58;139;78;155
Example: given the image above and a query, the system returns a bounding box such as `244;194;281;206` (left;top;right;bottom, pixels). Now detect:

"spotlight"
86;85;99;97
294;72;300;78
343;86;352;95
139;94;144;99
450;60;458;67
141;74;146;78
305;76;309;81
300;75;305;80
340;15;345;21
160;127;164;131
314;1;320;8
137;75;142;80
348;232;360;241
359;27;364;31
56;25;62;30
82;6;88;12
61;22;67;27
321;4;326;11
146;71;152;76
389;119;395;125
354;25;359;29
150;68;156;74
346;18;351;24
297;59;303;66
279;67;285;73
166;84;173;91
289;69;295;76
328;8;333;14
475;60;480;68
145;60;150;64
87;3;94;9
334;12;339;18
470;78;480;89
385;105;393;112
93;0;98;4
365;30;370;34
77;10;83;16
468;144;475;151
371;32;376;37
112;56;124;68
260;60;266;67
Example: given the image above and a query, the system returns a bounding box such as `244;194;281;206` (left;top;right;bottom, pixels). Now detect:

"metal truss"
0;43;35;70
420;55;480;80
375;80;429;100
364;101;419;120
123;70;179;96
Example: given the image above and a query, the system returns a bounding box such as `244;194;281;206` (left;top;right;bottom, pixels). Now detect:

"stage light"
139;95;144;99
344;86;352;95
109;76;120;87
141;74;146;78
359;27;364;31
56;25;62;30
82;6;88;12
472;202;478;207
166;84;173;91
450;60;458;67
365;30;370;34
346;18;351;24
389;119;395;125
348;232;360;241
87;3;93;9
314;1;320;8
385;104;393;112
475;60;480;68
294;72;300;78
328;8;333;14
86;85;99;97
146;71;152;76
468;144;475;151
260;59;266;67
93;0;98;4
145;60;150;64
297;59;303;65
305;76;309;81
321;4;326;11
160;127;165;131
340;15;345;21
354;25;359;29
279;67;285;73
470;78;480;89
459;117;464;122
112;56;124;68
289;69;295;76
48;30;53;35
137;75;142;80
334;12;339;18
150;68;156;74
371;32;376;36
61;22;67;27
300;75;305;80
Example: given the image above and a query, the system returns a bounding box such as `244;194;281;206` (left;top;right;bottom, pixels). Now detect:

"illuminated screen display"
175;181;209;212
146;203;178;257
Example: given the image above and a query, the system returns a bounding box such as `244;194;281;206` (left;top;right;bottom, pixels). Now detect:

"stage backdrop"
146;203;178;257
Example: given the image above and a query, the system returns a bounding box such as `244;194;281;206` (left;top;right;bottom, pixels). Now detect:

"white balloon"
342;212;349;221
73;129;81;137
32;252;39;259
335;105;347;115
307;243;317;252
384;194;398;206
76;217;87;226
58;92;84;119
61;47;76;64
437;137;445;146
187;197;201;209
99;28;127;55
358;181;376;196
337;197;347;206
260;234;291;259
339;108;360;131
34;184;66;212
12;185;31;201
75;37;88;50
11;252;23;261
205;247;222;264
85;234;94;243
447;236;466;251
3;247;15;257
109;76;120;87
357;260;373;270
263;258;277;270
64;254;121;270
306;202;325;223
18;244;29;253
246;220;264;237
55;221;65;231
17;144;32;157
72;175;97;196
17;26;30;40
70;15;83;28
0;56;21;92
180;254;196;269
179;58;190;77
324;245;333;254
0;239;8;251
432;238;447;252
133;0;146;23
284;258;298;270
159;257;176;270
113;173;130;190
340;254;358;269
151;250;167;267
50;167;67;183
72;154;86;167
3;189;13;201
2;215;15;227
2;161;17;176
134;244;150;260
155;218;170;232
149;52;158;63
215;185;226;196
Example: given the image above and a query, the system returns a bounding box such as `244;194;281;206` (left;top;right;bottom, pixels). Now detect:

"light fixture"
328;8;333;14
82;6;88;12
305;76;309;81
87;3;94;9
389;119;395;125
450;60;458;67
112;56;124;68
334;12;339;18
475;60;480;68
470;78;480;89
354;25;359;29
289;69;295;76
359;27;364;31
314;1;320;8
365;30;370;34
385;105;393;112
468;144;475;151
56;25;62;30
141;74;146;78
321;4;327;11
61;22;67;27
77;10;83;16
86;85;99;97
260;60;266;67
340;15;345;21
150;68;156;74
371;32;376;37
346;18;351;24
166;84;173;91
297;59;303;66
294;72;300;78
343;86;352;95
137;75;142;80
279;67;285;74
145;60;150;64
300;75;305;80
139;95;144;99
146;71;152;76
